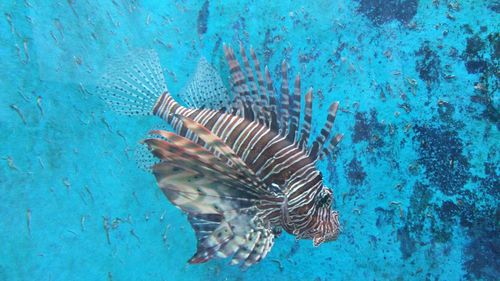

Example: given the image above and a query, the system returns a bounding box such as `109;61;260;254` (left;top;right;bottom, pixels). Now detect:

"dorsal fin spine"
279;61;290;136
319;133;344;160
299;88;313;150
239;43;265;125
249;47;269;107
224;45;256;121
310;102;339;160
223;44;343;162
239;43;260;106
288;74;301;143
265;66;280;132
249;47;274;128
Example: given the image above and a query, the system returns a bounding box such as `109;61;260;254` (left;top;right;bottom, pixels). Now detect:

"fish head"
310;187;341;247
311;209;340;247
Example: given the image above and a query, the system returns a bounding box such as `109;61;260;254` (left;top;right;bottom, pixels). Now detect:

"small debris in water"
389;201;404;218
103;217;111;245
38;157;45;169
63;178;71;190
111;218;123;229
4;12;15;34
23;38;30;63
26;208;32;237
271;259;284;271
162;224;171;245
132;192;140;205
438;99;448;106
4;156;18;170
80;215;86;231
10;104;26;124
36;96;44;117
101;117;113;133
130;229;141;242
116;130;127;144
84;185;94;203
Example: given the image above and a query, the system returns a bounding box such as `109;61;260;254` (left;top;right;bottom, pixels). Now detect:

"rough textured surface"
356;0;419;25
0;1;498;280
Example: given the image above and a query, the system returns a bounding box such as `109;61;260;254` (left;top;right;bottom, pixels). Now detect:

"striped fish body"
99;45;344;267
153;93;312;189
154;93;339;244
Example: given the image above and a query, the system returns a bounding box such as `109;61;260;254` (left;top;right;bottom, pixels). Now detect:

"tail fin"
97;49;168;116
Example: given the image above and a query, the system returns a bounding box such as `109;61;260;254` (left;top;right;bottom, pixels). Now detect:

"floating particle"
23;38;30;63
130;229;140;242
63;178;71;189
26;208;31;237
38;157;45;169
10;104;26;124
4;156;18;170
101;117;112;132
36;96;43;117
4;12;14;34
80;215;86;231
271;259;284;271
103;217;111;244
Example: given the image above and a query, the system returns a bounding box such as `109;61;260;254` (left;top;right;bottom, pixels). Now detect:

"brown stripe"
288;74;301;142
265;66;279;131
279;60;290;135
299;88;313;149
152;92;167;115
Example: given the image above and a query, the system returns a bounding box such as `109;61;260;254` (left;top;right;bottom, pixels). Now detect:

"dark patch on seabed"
352;110;385;150
412;125;470;196
356;0;418;25
436;100;457;124
375;207;396;229
464;222;500;281
488;0;500;13
407;123;500;279
398;182;431;259
197;0;209;36
433;155;499;280
346;158;366;186
415;41;442;92
475;162;500;198
462;30;500;127
436;195;500;280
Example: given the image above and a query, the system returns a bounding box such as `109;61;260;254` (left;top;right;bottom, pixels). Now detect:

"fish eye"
317;188;332;207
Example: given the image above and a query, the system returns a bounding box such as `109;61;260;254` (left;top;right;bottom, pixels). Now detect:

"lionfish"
99;44;343;268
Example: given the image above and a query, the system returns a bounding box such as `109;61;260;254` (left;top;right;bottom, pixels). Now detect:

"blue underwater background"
1;0;499;280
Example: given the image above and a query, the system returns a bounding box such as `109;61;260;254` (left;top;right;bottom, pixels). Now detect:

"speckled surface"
1;1;498;280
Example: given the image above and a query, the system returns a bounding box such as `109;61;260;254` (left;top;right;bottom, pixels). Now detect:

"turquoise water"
1;1;498;280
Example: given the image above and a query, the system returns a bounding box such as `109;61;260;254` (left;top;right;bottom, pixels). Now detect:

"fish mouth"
313;236;325;247
293;225;340;246
312;230;340;247
289;208;341;245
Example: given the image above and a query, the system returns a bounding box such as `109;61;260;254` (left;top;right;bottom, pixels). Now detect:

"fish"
98;43;343;268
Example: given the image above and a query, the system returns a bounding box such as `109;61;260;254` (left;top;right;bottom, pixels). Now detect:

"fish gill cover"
0;1;498;281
